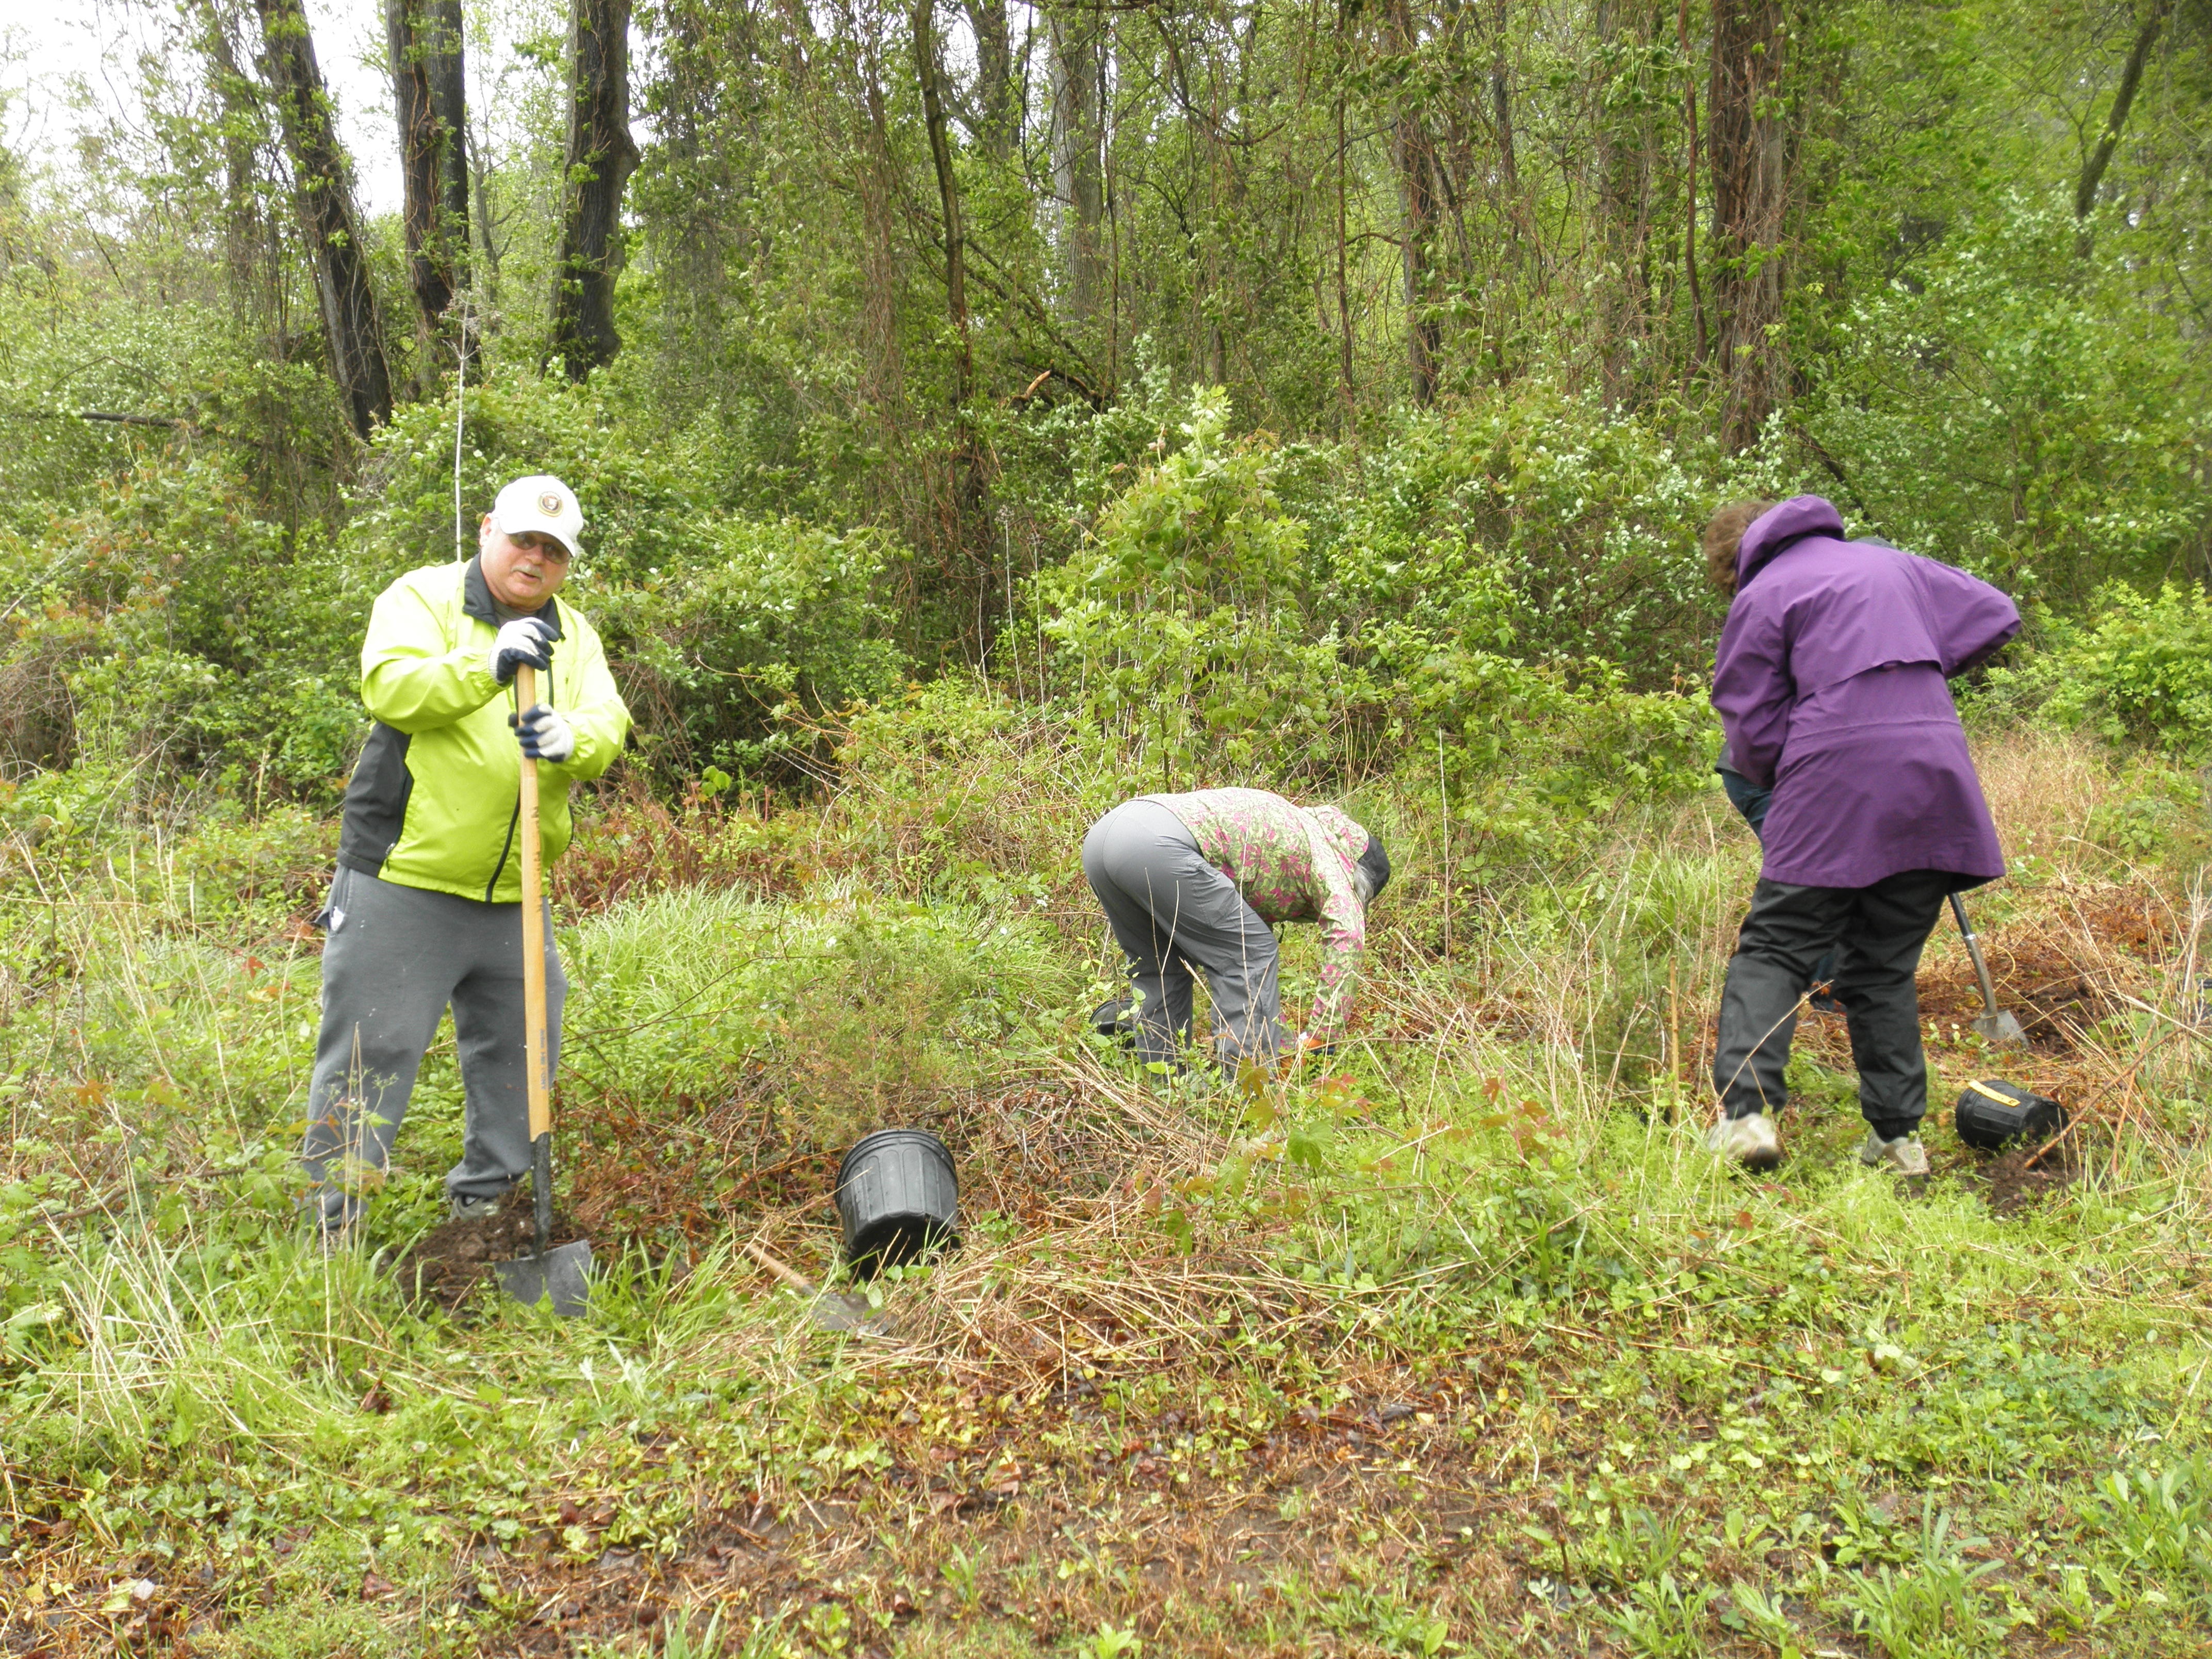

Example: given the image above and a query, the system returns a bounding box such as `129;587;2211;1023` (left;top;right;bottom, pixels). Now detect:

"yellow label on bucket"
1967;1079;2022;1105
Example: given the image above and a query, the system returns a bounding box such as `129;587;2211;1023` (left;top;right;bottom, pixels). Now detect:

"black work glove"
508;702;576;763
485;617;554;686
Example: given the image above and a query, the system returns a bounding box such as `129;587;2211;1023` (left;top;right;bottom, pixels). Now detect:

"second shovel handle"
1948;891;2003;1018
516;664;551;1142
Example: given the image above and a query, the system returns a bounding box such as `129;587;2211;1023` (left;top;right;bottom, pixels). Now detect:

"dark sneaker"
1091;998;1138;1046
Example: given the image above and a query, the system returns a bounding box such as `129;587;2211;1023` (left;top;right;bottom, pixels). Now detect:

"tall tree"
253;0;394;438
912;0;973;407
1593;0;1661;404
200;1;278;333
550;0;640;380
2075;0;2175;223
1383;0;1442;403
1048;3;1107;323
1705;0;1787;448
964;0;1018;161
386;0;470;367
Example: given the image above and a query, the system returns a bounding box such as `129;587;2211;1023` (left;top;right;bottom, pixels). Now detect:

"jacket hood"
1737;495;1846;588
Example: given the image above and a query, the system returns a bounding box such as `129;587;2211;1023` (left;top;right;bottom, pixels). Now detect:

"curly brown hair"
1702;500;1776;597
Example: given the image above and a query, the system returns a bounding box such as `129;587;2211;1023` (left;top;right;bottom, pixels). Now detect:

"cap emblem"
538;491;564;516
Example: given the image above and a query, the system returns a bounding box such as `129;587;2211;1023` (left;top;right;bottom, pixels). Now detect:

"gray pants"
300;865;564;1229
1082;800;1282;1066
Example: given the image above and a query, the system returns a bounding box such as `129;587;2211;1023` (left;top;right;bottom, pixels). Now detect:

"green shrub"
1991;584;2212;755
1802;199;2212;608
1035;388;1718;871
590;517;909;777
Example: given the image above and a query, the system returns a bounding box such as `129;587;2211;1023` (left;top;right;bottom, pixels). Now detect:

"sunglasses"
507;532;573;562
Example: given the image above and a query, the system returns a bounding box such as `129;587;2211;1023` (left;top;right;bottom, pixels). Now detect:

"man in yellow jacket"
302;475;631;1234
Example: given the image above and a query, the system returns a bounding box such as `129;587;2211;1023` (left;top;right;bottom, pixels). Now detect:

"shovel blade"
1974;1010;2028;1048
807;1290;897;1338
494;1240;594;1316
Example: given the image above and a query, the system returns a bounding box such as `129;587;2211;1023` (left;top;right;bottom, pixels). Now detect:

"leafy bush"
1313;383;1745;684
1802;199;2212;607
589;517;909;777
1990;584;2212;754
0;454;362;798
1036;387;1719;866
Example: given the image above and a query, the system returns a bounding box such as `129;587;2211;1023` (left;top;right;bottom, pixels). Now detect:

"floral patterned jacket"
1141;788;1370;1043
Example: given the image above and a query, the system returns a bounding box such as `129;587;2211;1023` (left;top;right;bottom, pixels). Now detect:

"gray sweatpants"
1081;799;1283;1066
300;865;564;1229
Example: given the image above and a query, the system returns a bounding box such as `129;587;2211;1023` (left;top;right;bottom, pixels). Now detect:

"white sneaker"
1858;1131;1930;1177
1706;1114;1782;1170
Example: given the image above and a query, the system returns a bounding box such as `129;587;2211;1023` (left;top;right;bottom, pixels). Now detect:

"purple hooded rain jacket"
1712;496;2021;890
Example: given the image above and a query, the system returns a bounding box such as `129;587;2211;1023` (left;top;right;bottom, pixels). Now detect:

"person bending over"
1704;496;2018;1175
301;476;632;1235
1082;788;1389;1073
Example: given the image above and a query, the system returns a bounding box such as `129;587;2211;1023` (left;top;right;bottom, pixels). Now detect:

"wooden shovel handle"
515;664;551;1142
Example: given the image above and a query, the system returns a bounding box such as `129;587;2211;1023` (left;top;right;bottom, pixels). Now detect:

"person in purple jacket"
1703;496;2020;1175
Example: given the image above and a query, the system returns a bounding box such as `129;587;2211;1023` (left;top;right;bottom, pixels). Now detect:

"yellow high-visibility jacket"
336;558;631;902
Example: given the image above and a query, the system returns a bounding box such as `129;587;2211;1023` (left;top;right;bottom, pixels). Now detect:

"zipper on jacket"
486;800;519;902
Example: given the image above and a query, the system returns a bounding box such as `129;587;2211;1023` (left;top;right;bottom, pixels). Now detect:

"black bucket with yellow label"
1955;1079;2066;1150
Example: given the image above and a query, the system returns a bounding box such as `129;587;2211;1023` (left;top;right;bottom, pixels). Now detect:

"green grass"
0;728;2207;1654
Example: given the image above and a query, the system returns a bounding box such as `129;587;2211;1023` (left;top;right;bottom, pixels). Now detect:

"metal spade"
1948;892;2027;1048
493;663;594;1315
742;1242;895;1338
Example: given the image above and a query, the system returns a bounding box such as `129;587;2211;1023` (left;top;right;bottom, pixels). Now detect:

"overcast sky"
3;1;467;218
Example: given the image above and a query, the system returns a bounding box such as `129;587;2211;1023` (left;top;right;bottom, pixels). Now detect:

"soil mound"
1982;1139;2080;1216
391;1185;587;1313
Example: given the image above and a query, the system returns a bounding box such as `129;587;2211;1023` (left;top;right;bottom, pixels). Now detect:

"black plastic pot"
1955;1078;2067;1150
835;1129;959;1277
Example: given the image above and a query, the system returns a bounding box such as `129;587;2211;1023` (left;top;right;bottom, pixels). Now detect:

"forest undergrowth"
0;725;2206;1657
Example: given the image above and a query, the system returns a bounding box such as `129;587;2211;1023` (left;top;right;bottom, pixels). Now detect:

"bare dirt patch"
1980;1138;2083;1215
389;1184;590;1313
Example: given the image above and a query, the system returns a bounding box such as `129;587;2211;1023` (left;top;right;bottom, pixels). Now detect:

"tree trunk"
1706;0;1786;449
549;0;640;381
1048;4;1107;323
201;3;273;332
855;12;906;420
386;0;470;370
913;0;973;406
1676;0;1709;371
1593;0;1658;405
2075;0;2172;223
465;110;503;311
964;0;1017;161
253;0;394;438
1384;0;1441;404
914;0;992;643
1335;52;1356;425
1490;0;1520;197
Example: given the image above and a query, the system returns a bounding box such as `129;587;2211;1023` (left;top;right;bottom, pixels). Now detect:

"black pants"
1713;869;1953;1139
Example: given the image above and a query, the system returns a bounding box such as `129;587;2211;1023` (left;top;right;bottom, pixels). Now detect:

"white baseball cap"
490;474;585;559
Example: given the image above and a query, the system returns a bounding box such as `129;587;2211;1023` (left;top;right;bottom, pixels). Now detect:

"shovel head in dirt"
494;1239;594;1317
1949;893;2027;1049
495;1138;591;1316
